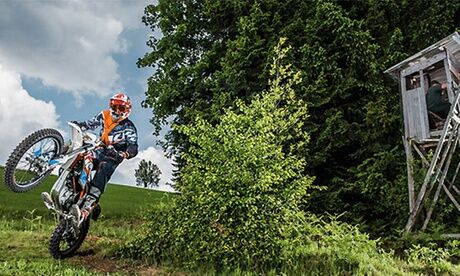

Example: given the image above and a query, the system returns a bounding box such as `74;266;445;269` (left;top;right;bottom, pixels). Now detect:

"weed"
23;209;42;231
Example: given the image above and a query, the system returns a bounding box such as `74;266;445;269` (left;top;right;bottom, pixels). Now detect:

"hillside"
0;167;170;219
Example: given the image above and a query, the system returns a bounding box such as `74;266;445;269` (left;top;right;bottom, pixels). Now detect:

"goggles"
111;104;127;113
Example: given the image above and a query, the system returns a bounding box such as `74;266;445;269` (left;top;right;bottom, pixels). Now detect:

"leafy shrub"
405;243;456;275
121;39;415;275
123;39;314;271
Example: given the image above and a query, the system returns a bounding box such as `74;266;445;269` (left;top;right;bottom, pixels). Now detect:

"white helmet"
109;93;132;120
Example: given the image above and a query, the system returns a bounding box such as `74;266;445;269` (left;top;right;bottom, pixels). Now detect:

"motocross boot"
71;186;102;227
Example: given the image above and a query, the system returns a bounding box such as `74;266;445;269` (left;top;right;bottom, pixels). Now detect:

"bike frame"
43;122;99;220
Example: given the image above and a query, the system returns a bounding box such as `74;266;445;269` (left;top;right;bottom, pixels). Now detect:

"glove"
105;147;127;163
116;151;129;162
105;147;118;158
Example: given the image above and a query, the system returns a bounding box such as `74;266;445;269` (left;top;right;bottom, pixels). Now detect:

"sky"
0;0;175;191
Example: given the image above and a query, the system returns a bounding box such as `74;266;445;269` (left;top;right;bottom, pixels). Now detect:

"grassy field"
0;167;171;220
0;167;175;275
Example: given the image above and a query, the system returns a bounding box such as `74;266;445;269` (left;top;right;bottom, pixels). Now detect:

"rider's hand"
105;147;125;162
114;151;129;162
105;147;118;157
119;151;129;160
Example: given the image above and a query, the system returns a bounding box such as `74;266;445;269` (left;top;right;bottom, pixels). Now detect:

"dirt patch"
69;248;163;275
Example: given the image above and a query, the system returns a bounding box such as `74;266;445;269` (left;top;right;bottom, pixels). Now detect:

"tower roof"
385;32;460;80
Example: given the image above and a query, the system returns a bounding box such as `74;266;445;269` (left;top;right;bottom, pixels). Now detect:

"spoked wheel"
4;129;64;192
49;218;90;259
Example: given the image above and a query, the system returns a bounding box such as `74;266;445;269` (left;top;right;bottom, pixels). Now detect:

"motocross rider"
71;93;138;225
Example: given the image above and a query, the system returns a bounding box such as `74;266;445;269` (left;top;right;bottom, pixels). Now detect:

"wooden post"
403;137;415;212
444;56;454;102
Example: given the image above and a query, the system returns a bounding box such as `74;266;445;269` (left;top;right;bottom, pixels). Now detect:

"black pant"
91;148;121;192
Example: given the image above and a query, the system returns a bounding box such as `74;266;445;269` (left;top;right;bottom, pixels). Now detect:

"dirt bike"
4;122;102;259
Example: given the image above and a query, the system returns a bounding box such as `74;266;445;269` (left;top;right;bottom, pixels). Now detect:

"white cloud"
0;0;150;101
0;64;60;164
111;146;175;192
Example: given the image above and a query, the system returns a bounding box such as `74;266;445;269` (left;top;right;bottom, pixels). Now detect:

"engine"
58;175;78;211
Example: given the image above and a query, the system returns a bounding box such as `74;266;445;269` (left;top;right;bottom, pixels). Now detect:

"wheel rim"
13;137;60;188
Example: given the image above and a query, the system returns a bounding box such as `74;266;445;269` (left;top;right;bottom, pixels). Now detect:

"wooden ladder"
406;85;460;233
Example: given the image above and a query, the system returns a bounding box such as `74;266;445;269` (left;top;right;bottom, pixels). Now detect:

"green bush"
405;243;458;275
121;39;418;275
123;39;314;271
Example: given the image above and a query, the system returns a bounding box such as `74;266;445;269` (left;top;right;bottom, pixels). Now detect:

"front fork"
80;151;95;187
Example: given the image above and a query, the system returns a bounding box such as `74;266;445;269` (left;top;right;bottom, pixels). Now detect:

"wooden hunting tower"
385;32;460;236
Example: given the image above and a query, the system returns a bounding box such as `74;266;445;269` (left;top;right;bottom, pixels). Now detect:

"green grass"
5;168;460;275
0;220;95;275
0;166;175;275
0;167;171;220
0;218;150;275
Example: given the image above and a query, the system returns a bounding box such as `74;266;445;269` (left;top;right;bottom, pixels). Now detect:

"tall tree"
139;0;460;233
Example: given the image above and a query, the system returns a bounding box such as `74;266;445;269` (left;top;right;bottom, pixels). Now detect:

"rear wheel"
49;218;90;259
4;129;64;192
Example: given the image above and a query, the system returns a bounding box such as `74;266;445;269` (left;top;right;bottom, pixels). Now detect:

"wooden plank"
413;144;430;167
403;137;415;212
448;160;460;188
452;114;460;124
386;33;457;76
443;184;460;212
445;57;455;102
404;87;429;140
451;67;460;85
410;93;418;138
431;126;459;186
441;234;460;239
405;93;460;232
417;73;430;139
447;51;460;82
452;184;460;196
422;181;444;230
401;76;410;139
402;52;447;77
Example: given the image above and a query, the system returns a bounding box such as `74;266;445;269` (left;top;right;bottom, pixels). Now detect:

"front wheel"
4;128;64;192
49;218;90;259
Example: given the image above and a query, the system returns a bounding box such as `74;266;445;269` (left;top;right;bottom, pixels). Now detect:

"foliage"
0;217;157;275
125;39;457;274
2;162;460;274
405;243;458;275
135;159;161;188
139;0;460;235
23;209;42;231
125;204;460;275
127;39;315;271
